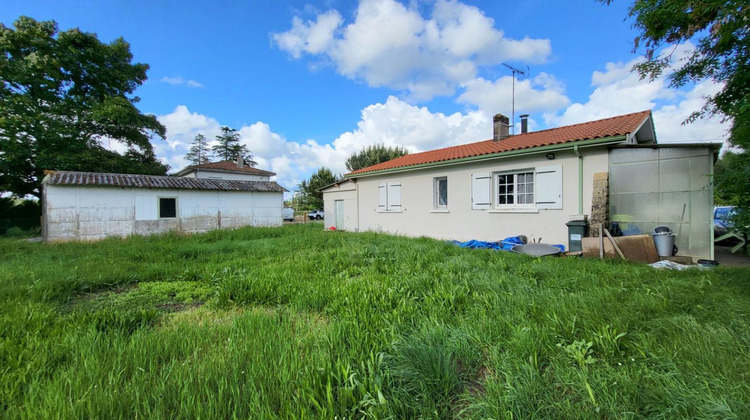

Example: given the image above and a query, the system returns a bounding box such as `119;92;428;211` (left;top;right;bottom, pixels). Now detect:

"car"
307;209;324;220
714;205;736;238
282;208;294;222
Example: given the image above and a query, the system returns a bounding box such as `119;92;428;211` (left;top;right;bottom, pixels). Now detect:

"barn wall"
44;185;282;241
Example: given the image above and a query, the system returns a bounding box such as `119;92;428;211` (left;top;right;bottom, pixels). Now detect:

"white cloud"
160;76;203;88
458;73;570;117
545;44;730;144
151;98;490;192
272;0;551;100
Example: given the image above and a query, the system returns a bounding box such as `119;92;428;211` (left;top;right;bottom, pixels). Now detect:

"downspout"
573;145;583;215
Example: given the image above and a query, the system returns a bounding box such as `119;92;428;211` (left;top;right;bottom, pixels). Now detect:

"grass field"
1;223;749;419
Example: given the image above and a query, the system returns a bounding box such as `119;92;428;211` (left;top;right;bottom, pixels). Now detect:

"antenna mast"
502;63;528;134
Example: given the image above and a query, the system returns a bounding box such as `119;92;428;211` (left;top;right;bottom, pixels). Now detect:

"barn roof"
43;171;287;192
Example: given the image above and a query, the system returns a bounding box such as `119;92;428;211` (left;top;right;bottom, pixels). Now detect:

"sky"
1;0;730;193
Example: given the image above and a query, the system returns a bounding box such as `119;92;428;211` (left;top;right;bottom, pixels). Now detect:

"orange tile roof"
348;110;652;176
174;160;275;177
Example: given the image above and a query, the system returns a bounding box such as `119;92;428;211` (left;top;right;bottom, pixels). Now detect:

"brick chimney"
493;114;510;141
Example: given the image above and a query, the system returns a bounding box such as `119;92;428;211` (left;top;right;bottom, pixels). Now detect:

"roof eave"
344;135;628;178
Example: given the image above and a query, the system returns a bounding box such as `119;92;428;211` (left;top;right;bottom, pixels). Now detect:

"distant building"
42;158;286;241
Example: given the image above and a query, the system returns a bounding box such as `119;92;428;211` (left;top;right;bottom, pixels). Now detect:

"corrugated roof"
348;110;652;176
173;160;276;177
43;171;287;192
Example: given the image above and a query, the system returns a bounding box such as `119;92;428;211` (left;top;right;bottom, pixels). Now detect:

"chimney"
520;114;529;134
237;155;244;168
493;114;510;141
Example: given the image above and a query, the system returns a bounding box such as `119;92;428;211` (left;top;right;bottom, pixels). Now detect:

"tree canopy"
211;126;257;166
0;17;168;199
184;134;212;165
601;0;748;147
298;168;338;210
345;144;409;172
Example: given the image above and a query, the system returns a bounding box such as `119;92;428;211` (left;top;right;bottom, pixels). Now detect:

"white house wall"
346;148;609;247
44;185;282;241
322;182;359;230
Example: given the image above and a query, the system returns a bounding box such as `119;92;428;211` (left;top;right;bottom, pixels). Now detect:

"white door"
335;200;344;229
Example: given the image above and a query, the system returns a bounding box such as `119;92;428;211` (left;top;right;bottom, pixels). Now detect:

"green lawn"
1;223;749;419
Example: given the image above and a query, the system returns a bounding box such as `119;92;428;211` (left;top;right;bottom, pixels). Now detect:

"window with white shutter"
535;165;562;209
377;181;402;212
471;173;490;210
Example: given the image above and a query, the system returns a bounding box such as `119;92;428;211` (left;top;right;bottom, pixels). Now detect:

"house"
322;111;720;260
172;158;275;181
42;166;286;241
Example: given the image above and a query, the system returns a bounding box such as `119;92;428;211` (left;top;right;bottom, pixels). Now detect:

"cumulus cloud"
152;98;490;192
545;43;730;144
272;0;551;100
160;76;204;88
458;73;570;117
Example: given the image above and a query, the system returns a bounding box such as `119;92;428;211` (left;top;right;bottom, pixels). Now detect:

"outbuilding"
42;170;286;241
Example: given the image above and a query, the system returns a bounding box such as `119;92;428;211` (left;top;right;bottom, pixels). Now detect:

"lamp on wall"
546;152;556;160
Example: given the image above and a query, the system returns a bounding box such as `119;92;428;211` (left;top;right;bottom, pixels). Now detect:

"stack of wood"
581;224;659;263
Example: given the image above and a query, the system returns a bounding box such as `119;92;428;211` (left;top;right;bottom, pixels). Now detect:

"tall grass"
1;223;749;418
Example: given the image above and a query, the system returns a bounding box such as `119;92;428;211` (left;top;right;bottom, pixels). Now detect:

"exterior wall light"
546;152;556;160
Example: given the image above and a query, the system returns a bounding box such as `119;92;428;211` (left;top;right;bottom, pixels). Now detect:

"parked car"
714;206;736;237
307;209;324;220
282;208;294;222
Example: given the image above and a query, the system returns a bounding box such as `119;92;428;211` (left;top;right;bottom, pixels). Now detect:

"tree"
345;144;409;172
713;151;750;236
298;168;338;210
184;134;212;165
0;17;168;200
211;126;257;165
600;0;748;145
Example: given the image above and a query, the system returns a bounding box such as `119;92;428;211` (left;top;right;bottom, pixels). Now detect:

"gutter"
573;145;584;215
344;136;626;179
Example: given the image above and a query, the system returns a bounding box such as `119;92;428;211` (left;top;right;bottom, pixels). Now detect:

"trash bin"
653;226;676;257
566;220;589;252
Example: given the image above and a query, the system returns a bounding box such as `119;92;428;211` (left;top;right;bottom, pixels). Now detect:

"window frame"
158;197;178;219
493;169;536;209
433;176;448;210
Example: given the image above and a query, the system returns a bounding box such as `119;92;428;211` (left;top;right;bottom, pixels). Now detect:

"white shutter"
387;182;401;210
536;165;562;209
471;173;491;210
378;183;387;209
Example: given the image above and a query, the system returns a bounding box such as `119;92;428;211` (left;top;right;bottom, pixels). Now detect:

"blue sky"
1;0;729;191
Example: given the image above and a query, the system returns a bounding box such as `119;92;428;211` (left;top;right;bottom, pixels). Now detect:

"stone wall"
589;172;609;236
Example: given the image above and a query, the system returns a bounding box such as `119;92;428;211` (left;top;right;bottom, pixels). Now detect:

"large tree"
298;168;338;210
211;126;257;165
0;17;168;200
184;134;212;165
600;0;749;141
345;144;409;172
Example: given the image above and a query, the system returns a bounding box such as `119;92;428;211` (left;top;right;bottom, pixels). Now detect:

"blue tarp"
450;236;565;253
450;236;525;251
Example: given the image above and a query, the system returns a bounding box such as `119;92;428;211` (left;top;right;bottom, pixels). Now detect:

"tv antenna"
502;63;529;134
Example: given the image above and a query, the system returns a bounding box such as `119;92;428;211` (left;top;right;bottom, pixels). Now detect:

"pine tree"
184;134;212;165
211;127;252;163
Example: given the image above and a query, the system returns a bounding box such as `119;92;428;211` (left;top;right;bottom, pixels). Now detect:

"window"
159;197;177;218
496;171;534;206
471;165;562;211
378;182;402;212
433;177;448;209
